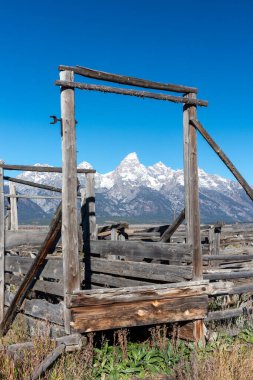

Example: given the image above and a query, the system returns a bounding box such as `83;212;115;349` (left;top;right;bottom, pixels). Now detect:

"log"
4;291;64;325
0;203;62;336
55;80;208;107
60;69;80;333
206;307;253;321
204;270;253;281
160;209;185;242
183;94;203;343
59;64;198;94
88;240;192;262
5;273;63;297
31;343;66;380
68;280;210;307
5;256;63;280
190;119;253;202
88;257;192;282
183;95;202;280
5;230;49;249
71;295;208;332
0;165;4;322
0;164;95;173
4;176;62;193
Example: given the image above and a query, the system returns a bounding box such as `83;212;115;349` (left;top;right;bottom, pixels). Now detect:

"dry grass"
1;318;253;379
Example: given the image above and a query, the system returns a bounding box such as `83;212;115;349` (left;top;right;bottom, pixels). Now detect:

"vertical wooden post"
9;183;18;230
183;93;204;342
111;227;118;241
85;173;97;241
60;70;80;333
0;164;5;322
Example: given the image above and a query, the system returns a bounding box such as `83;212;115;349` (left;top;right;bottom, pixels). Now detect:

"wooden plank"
89;272;152;288
5;291;64;325
88;257;192;282
204;270;253;281
183;94;202;280
4;176;62;193
160;209;185;242
60;69;80;334
5;230;48;249
55;80;208;107
206;307;253;321
0;165;4;322
59;65;198;94
5;273;63;297
5;256;63;280
0;164;95;173
9;183;18;231
203;253;253;261
190;118;253;202
68;281;210;307
0;203;62;336
88;240;192;261
71;295;208;332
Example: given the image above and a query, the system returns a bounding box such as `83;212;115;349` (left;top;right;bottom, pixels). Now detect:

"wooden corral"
0;66;253;350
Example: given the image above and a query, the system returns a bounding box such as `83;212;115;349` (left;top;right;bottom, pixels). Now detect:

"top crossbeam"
0;164;96;174
58;65;198;94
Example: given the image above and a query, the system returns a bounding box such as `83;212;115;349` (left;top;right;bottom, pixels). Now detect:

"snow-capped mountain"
11;153;253;224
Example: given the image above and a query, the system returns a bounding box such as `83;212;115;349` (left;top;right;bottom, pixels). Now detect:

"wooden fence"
0;65;252;343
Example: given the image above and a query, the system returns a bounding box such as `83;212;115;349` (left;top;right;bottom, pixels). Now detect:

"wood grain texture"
0;203;62;336
60;69;80;333
70;295;208;332
68;281;209;307
183;94;202;280
55;80;208;106
88;240;192;262
5;230;48;249
59;65;198;94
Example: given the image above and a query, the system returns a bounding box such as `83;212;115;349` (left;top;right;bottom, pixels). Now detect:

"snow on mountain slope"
13;152;253;224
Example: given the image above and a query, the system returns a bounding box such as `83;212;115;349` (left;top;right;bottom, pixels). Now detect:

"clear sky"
0;0;252;183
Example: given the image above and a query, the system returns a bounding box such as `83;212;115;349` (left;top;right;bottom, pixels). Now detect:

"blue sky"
0;0;253;183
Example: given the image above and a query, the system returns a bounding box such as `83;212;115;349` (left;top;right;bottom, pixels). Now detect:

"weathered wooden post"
0;162;5;322
183;93;204;342
60;70;80;333
9;182;18;230
85;173;97;241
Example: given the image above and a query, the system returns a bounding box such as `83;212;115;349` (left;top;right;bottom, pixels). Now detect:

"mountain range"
5;152;253;225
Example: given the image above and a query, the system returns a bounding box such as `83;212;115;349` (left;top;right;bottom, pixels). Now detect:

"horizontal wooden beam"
5;230;49;249
55;80;208;107
0;164;95;174
4;176;62;193
206;307;253;321
58;65;198;94
71;295;208;332
68;280;209;307
5;194;63;199
88;240;192;261
190;118;253;202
